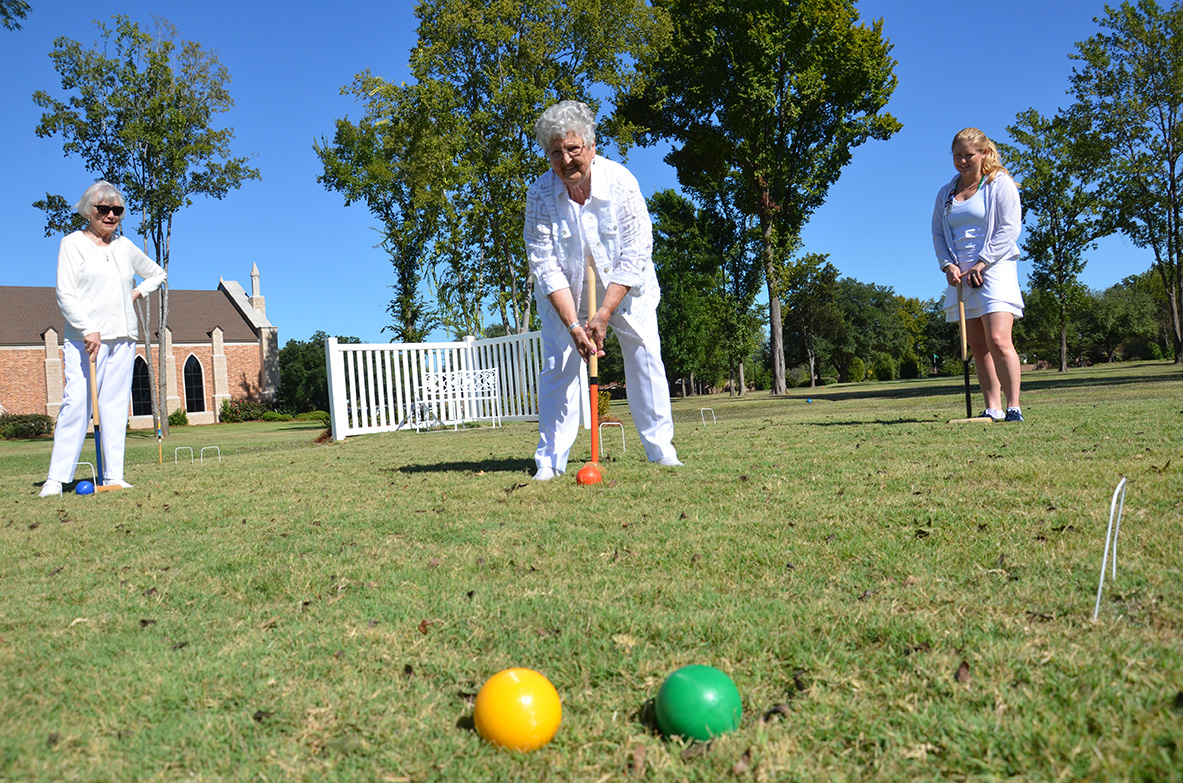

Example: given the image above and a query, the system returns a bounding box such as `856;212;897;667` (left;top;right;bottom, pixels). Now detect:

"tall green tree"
1071;0;1183;363
650;190;717;394
821;278;910;382
650;189;765;395
700;185;765;395
780;253;840;387
1012;286;1064;367
316;83;442;342
1004;108;1110;371
33;15;260;433
318;0;668;339
619;0;900;394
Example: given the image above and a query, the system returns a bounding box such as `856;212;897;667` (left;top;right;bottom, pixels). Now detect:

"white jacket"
56;231;167;342
524;156;660;314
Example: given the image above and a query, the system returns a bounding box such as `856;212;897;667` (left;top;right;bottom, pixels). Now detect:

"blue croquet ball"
654;665;742;741
806;398;812;403
75;481;95;495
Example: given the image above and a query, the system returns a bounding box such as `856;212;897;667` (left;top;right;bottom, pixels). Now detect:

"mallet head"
576;463;602;485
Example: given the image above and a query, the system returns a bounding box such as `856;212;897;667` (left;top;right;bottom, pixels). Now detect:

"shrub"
261;411;293;422
220;397;268;423
597;389;612;420
871;353;897;381
293;410;330;423
785;365;810;389
0;413;54;439
847;356;866;383
168;408;189;427
747;363;772;391
899;350;922;380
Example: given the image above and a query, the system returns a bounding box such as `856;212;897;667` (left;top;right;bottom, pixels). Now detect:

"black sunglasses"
95;205;124;217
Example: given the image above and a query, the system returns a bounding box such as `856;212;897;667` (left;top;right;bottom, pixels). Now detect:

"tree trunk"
737;361;746;396
135;297;160;434
1166;277;1182;363
761;214;786;395
1058;309;1068;372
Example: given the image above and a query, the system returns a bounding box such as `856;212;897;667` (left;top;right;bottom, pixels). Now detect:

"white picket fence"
324;332;589;441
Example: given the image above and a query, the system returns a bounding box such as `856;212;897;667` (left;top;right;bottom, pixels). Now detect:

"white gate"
325;332;588;441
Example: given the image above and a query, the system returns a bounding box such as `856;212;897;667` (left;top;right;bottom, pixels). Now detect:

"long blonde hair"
952;127;1010;183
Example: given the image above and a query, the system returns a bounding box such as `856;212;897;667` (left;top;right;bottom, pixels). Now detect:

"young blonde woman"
931;127;1025;422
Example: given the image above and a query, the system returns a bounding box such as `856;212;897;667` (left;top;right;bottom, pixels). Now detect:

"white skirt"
942;260;1024;322
946;296;1024;322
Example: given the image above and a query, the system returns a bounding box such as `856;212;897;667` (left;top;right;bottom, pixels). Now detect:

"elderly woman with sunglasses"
39;181;165;497
524;100;681;480
932;127;1025;423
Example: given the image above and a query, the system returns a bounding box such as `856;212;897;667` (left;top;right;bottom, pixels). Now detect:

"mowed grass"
1;362;1181;783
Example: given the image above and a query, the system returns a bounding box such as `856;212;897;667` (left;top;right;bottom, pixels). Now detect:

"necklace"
956;174;986;196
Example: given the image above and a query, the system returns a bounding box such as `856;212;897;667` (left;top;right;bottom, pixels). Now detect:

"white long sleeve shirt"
56;231;167;342
524;156;660;314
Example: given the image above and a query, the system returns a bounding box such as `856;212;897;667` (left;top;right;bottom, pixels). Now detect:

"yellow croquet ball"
473;668;562;751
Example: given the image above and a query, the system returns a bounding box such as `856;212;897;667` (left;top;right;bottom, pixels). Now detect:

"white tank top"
947;188;987;265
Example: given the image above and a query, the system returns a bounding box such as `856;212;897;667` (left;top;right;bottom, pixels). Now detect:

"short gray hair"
74;180;126;218
534;100;597;152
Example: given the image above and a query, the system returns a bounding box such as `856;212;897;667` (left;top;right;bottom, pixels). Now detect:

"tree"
780;253;840;386
619;0;900;394
1071;0;1183;363
278;332;361;414
701;185;765;395
650;190;718;394
33;15;260;433
920;296;960;375
316;86;441;342
650;189;764;395
1003;108;1110;370
318;0;668;339
1;0;29;30
821;278;910;382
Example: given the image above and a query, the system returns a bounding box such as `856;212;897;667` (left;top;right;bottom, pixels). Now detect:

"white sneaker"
534;467;562;481
656;456;684;467
39;479;63;498
110;480;133;489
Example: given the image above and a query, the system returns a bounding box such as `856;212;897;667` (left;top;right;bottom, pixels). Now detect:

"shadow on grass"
394;457;535;475
799;365;1182;405
803;417;934;427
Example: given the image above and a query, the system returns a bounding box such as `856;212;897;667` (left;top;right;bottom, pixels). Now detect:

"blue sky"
1;0;1147;346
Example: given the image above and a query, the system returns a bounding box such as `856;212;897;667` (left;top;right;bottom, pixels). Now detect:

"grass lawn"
2;361;1181;782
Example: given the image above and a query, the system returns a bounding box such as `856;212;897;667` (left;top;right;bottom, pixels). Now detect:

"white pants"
534;293;677;473
46;339;136;484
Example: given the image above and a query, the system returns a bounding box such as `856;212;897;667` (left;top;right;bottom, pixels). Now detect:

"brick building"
0;265;278;427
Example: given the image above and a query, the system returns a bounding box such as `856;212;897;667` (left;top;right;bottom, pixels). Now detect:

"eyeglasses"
548;145;584;162
95;205;124;217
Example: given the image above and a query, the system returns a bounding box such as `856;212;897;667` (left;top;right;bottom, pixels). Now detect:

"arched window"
183;355;206;413
131;356;152;416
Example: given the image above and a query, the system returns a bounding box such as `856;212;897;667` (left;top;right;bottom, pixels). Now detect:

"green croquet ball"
654;665;742;741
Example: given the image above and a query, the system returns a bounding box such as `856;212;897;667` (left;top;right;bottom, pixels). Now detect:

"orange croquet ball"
473;668;562;751
576;463;602;485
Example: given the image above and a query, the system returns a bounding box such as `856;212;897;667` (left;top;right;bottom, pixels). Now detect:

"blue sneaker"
1005;408;1024;423
978;410;1004;422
